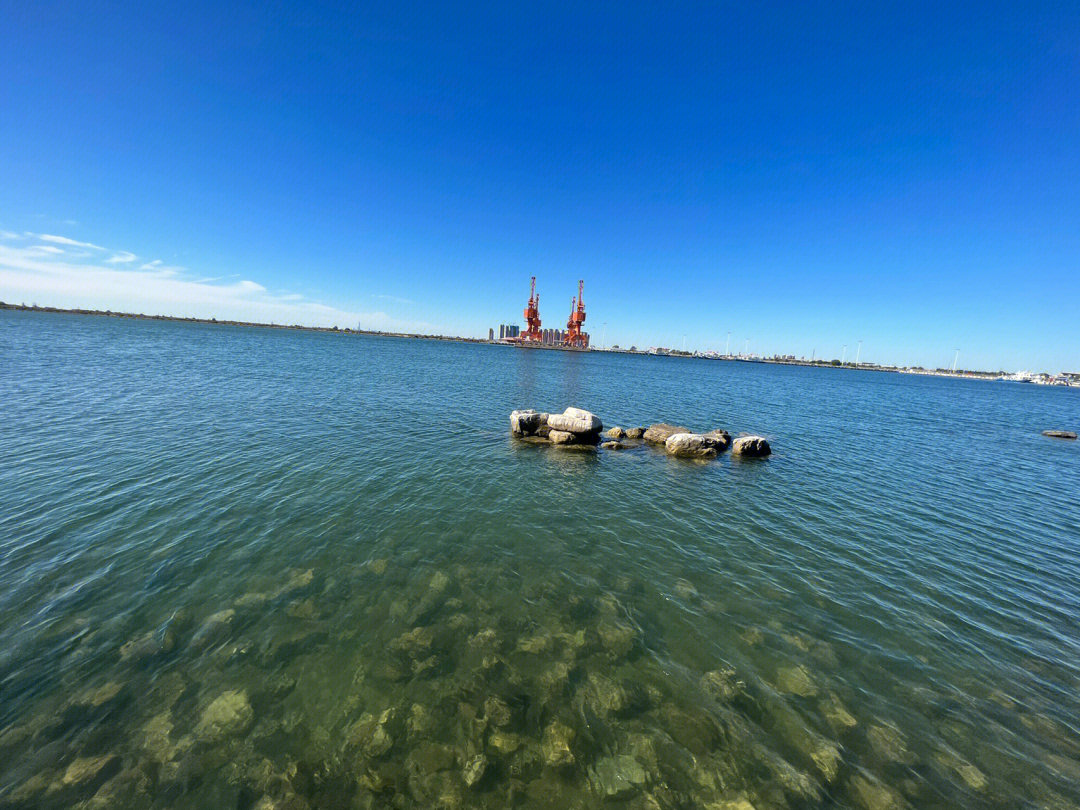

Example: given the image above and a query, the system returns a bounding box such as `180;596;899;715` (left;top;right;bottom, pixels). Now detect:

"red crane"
521;276;542;341
563;279;588;348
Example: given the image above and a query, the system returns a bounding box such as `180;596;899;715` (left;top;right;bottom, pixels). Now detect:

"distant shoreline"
2;302;1069;383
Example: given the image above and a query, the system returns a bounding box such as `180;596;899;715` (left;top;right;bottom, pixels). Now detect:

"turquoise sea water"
1;310;1079;810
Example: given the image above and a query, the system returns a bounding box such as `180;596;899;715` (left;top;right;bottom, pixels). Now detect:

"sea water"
1;310;1078;809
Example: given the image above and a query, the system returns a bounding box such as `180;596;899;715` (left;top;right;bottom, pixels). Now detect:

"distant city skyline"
2;2;1079;372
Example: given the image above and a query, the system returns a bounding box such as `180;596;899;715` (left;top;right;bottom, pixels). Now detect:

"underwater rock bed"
0;549;1071;810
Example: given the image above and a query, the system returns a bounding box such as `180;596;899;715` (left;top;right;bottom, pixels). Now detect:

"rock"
546;407;602;435
776;665;817;697
848;773;903;810
195;689;253;741
700;668;744;702
518;435;551;445
366;558;388;575
584;673;652;718
549;429;599;446
643;423;690;444
606;427;627;439
510;409;543;436
665;433;719;459
703;429;732;451
820;692;858;730
674;579;698;600
192;609;238;652
462;754;487;788
811;739;843;783
597;620;637;658
273;568;315;598
541;720;575;767
483;696;512;727
590;755;647;800
73;681;124;708
625;427;646;439
600;441;624;450
732;436;771;457
118;631;170;663
428;570;451;593
488;731;523;755
60;754;121;788
1042;430;1077;439
867;723;915;765
286;598;319;619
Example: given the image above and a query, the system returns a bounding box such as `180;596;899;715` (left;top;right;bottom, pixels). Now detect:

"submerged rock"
600;441;624;450
867;722;915;765
590;754;647;800
195;689;253;741
462;754;488;788
732;436;771;457
700;668;744;702
1042;429;1077;439
119;631;172;663
72;681;124;709
625;427;646;439
541;720;575;767
597;620;638;658
848;772;903;810
606;427;627;439
820;692;858;730
483;696;512;727
643;423;690;444
665;433;719;459
59;754;121;789
775;665;818;697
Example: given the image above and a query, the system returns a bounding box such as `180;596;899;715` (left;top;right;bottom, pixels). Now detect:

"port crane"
563;279;588;348
521;276;542;342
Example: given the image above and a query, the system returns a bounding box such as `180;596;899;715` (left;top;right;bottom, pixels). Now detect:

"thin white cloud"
32;245;65;254
0;230;18;240
34;233;106;251
107;251;137;263
0;238;432;333
376;293;415;305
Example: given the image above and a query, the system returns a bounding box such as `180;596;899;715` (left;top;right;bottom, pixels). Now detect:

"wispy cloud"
32;233;106;251
0;231;432;333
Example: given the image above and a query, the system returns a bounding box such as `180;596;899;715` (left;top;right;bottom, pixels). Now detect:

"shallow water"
1;310;1079;810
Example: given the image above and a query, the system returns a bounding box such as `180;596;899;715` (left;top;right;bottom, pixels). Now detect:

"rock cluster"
510;407;602;447
512;410;772;462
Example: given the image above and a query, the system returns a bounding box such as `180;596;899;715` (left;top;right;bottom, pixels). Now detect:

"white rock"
547;407;602;434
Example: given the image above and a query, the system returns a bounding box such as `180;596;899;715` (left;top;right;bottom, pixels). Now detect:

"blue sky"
2;1;1078;370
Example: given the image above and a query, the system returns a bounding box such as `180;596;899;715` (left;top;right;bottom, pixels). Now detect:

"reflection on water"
1;311;1079;809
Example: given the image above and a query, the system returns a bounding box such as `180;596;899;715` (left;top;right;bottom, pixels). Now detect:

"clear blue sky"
2;1;1078;370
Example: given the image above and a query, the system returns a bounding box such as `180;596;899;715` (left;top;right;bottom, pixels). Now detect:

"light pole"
952;349;959;372
855;340;862;367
